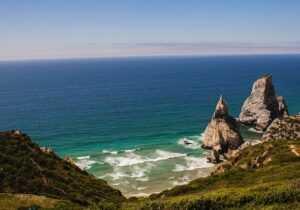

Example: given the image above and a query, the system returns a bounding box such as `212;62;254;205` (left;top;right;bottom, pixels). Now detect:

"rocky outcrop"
40;146;53;154
239;74;289;131
277;96;289;117
203;96;244;163
262;113;300;141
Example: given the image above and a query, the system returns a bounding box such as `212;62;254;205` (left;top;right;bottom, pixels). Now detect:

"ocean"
0;55;300;196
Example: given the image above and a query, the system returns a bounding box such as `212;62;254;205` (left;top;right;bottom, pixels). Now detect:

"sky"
1;0;300;60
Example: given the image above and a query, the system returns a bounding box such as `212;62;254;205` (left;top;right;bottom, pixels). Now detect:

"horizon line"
1;52;300;63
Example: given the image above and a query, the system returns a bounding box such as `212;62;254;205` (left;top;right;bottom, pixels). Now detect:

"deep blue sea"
0;55;300;196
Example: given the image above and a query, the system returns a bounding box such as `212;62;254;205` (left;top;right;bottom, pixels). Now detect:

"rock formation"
262;113;300;141
239;74;289;131
202;96;244;163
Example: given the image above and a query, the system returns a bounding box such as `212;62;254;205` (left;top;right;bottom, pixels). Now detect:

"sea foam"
178;138;201;149
124;148;140;153
173;157;213;172
75;155;103;170
77;155;90;160
177;133;204;149
105;149;186;167
105;164;152;181
102;150;118;155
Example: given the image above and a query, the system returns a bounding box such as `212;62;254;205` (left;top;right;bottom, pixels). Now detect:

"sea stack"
202;96;244;163
239;74;289;131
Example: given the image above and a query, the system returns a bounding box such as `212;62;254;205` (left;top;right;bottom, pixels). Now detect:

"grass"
0;193;82;210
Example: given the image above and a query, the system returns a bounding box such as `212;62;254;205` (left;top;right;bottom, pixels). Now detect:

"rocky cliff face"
239;75;289;131
262;113;300;141
202;96;244;163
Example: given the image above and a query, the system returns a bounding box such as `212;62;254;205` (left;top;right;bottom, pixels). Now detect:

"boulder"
203;96;244;162
239;74;289;131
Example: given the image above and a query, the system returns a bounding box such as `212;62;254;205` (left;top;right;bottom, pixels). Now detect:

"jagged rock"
262;113;300;141
225;141;251;158
203;96;244;162
66;156;74;164
40;146;53;154
239;74;289;131
207;144;222;163
277;96;289;117
209;148;220;164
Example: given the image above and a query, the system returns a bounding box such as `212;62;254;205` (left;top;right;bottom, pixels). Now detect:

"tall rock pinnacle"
239;74;289;131
213;95;228;118
202;96;244;163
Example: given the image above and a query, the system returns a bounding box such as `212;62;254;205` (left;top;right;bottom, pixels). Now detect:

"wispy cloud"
1;42;300;61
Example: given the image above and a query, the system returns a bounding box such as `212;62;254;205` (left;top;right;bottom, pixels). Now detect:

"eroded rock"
203;96;244;162
262;113;300;141
239;74;289;131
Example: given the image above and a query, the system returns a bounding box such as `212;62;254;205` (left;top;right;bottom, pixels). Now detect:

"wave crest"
75;156;103;170
105;149;186;167
102;150;118;154
173;157;213;172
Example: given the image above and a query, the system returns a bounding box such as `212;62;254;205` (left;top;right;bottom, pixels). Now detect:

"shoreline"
112;138;262;198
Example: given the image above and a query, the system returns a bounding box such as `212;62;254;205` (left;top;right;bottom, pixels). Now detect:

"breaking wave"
124;148;140;153
173;157;213;172
105;149;186;167
102;150;118;155
77;155;90;160
75;156;103;170
104;164;152;181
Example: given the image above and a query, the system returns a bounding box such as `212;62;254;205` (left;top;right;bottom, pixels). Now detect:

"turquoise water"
0;55;300;196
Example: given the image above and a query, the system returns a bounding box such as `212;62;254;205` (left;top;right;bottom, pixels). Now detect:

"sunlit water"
0;55;299;196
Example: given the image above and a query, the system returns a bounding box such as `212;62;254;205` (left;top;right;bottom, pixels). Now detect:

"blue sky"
1;0;300;60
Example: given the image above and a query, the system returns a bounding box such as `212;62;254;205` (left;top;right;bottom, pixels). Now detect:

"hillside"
0;131;124;207
123;140;300;209
1;130;300;209
0;193;82;210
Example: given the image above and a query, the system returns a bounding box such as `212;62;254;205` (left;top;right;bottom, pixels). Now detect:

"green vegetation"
0;193;82;210
121;140;300;209
0;131;124;207
1;130;300;209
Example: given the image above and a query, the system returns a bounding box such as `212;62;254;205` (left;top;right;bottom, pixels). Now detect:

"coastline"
68;125;263;198
2;130;299;209
124;137;262;198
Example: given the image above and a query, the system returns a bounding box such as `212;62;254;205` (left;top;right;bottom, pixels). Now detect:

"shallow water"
0;55;299;196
